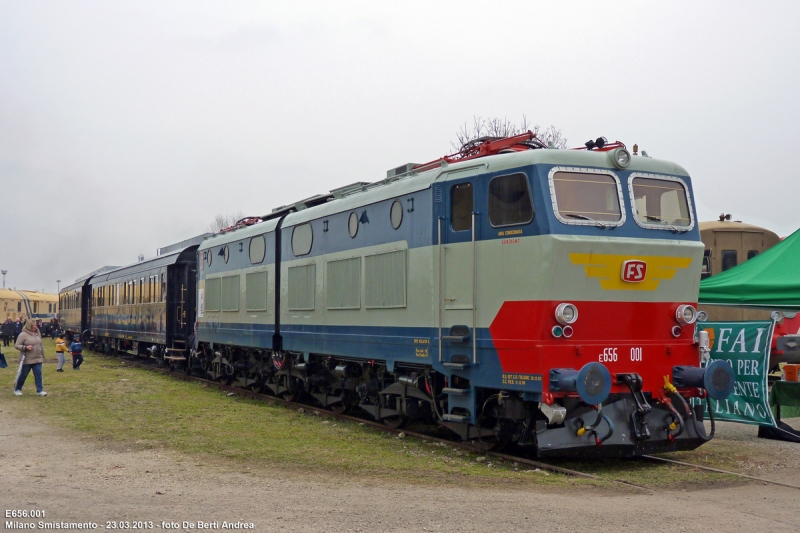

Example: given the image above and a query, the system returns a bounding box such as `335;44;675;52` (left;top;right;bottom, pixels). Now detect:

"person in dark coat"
1;319;14;346
13;318;22;337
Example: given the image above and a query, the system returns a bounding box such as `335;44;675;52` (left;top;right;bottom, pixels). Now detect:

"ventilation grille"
205;278;221;311
221;275;240;311
326;257;361;309
434;185;443;203
246;271;268;311
288;264;316;310
365;250;406;308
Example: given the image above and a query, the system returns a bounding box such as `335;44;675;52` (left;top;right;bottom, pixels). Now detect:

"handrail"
472;212;478;364
438;217;444;362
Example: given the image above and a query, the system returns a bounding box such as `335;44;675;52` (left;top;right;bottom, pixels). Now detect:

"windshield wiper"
644;215;687;233
565;213;607;229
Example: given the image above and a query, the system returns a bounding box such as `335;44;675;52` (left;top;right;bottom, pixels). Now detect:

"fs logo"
621;260;647;283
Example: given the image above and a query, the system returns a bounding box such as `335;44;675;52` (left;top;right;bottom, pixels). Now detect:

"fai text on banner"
699;321;776;427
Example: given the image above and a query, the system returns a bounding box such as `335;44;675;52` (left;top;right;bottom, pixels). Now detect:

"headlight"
696;310;708;322
609;147;631;169
675;304;697;325
555;303;578;325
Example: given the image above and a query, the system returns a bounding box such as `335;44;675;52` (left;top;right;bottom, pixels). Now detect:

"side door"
439;169;480;364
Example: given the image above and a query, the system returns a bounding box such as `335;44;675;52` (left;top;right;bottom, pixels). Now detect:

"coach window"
722;250;738;272
551;169;623;226
450;182;473;231
162;274;167;301
489;173;534;227
747;250;759;260
630;175;692;229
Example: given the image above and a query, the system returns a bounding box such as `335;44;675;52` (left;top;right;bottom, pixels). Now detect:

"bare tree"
452;115;568;151
208;211;245;233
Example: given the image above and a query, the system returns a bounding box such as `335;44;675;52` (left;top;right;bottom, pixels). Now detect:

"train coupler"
617;373;652;441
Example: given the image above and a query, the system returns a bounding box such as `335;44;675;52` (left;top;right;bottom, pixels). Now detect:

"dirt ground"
2;404;800;533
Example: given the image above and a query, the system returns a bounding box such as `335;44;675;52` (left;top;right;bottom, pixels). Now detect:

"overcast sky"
1;1;798;293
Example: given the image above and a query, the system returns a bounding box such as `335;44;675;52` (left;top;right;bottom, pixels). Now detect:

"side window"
348;212;359;238
292;223;313;256
747;250;759;260
701;250;712;279
488;173;534;227
162;273;167;302
390;200;403;230
450;182;473;231
721;250;737;272
249;235;266;264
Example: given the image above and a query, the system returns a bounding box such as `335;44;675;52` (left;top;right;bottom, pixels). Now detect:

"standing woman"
14;319;47;396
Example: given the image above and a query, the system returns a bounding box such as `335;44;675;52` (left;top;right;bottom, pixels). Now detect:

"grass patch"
1;340;569;487
0;339;755;489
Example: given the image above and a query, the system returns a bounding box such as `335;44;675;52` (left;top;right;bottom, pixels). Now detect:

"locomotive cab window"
550;169;623;225
488;173;534;227
450;182;473;231
630;175;692;229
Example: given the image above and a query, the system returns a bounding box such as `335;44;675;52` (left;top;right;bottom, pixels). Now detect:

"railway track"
100;350;800;493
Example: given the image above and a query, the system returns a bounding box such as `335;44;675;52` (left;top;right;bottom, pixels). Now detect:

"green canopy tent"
699;227;800;311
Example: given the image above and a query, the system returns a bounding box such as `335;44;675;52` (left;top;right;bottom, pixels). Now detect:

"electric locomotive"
191;133;734;457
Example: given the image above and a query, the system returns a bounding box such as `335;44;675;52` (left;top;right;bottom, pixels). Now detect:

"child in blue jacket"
70;335;83;370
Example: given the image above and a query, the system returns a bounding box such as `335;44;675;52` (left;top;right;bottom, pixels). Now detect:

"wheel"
382;415;409;430
279;376;303;403
330;401;354;415
474;421;514;452
281;389;302;403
